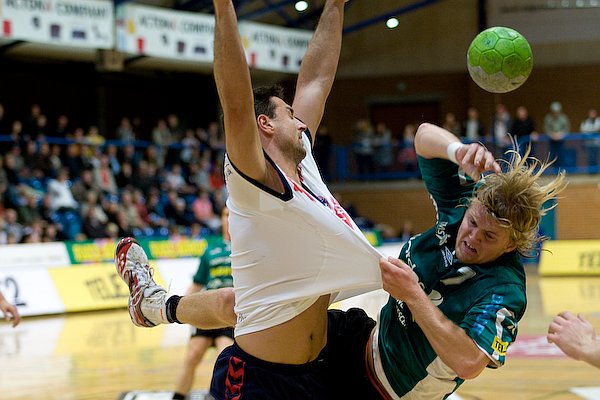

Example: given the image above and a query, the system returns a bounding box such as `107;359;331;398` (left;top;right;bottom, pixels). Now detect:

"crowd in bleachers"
350;102;600;180
0;102;227;245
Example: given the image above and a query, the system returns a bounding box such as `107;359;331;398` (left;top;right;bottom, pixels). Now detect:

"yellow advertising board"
49;263;166;312
539;240;600;276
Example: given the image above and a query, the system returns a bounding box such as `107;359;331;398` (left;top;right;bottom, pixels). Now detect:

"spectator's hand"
547;311;595;361
456;143;501;182
379;256;421;303
0;298;21;328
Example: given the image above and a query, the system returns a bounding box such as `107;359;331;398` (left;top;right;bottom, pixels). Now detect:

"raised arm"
213;0;266;181
548;311;600;369
415;122;501;181
292;0;346;142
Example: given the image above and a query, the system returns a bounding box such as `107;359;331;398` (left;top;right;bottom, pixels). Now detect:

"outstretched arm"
379;257;488;379
548;311;600;368
213;0;266;182
293;0;346;142
0;291;21;328
414;122;501;181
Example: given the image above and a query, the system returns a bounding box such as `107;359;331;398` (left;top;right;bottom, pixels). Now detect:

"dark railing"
329;133;600;182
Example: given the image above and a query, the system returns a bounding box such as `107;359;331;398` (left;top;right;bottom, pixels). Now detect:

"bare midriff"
235;294;330;364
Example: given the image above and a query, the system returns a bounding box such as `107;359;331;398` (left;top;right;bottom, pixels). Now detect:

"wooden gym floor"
1;268;599;400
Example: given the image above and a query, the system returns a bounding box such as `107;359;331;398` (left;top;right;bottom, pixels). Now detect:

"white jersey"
225;131;382;336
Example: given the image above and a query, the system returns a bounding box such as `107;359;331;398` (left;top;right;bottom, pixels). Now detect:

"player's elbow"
453;359;486;380
217;287;237;326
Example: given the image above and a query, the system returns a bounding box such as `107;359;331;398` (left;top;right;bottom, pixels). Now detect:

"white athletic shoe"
115;237;169;327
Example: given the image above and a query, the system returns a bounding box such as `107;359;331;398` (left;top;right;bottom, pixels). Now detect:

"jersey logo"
435;221;451;245
291;180;316;202
441;247;454;268
329;196;354;230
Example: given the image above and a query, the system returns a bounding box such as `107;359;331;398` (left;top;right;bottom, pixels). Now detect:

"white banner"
0;242;70;269
116;3;214;63
0;0;113;48
0;268;65;317
488;0;600;44
239;21;312;73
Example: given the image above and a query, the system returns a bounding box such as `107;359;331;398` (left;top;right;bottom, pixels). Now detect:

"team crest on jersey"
435;221;450;245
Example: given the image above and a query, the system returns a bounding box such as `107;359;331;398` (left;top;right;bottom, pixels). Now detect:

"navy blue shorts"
209;308;381;400
192;326;234;339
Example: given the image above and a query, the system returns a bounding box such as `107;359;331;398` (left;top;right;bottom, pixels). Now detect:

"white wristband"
446;142;464;164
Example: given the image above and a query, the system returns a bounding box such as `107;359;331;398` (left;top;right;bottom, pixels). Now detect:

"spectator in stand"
34;114;48;139
352;118;375;176
116;161;135;189
42;223;59;242
166;113;184;166
119;143;140;167
490;103;513;157
207;120;225;162
580;108;600;172
46;168;81;240
313;124;333;180
152;118;171;167
510;106;538;153
462;106;485;142
22;103;41;138
79;191;108;227
0;121;23;155
146;189;170;231
4;208;24;243
116;117;135;142
71;168;99;204
397;123;418;173
373;122;394;174
86;125;105;148
544;101;571;168
53;114;71;138
192;188;220;233
180;128;200;166
0;103;8;134
82;206;108;239
143;144;163;169
104;144;122;176
120;189;145;231
62;143;89;178
93;154;118;195
164;163;189;194
17;194;43;226
442;112;461;137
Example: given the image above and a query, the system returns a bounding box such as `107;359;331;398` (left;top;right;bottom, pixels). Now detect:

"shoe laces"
129;262;157;309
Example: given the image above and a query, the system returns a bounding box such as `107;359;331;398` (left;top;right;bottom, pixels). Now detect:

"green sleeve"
192;252;209;286
460;283;526;367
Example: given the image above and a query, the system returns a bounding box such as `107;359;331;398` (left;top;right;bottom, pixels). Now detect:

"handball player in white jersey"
115;0;384;398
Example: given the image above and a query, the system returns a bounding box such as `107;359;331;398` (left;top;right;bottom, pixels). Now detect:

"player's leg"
173;332;214;399
115;237;236;328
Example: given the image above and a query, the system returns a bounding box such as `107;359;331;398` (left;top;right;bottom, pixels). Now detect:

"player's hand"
0;299;21;328
379;257;422;303
547;311;595;361
455;143;501;181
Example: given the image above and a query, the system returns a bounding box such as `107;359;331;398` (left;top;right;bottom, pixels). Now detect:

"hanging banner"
0;0;113;48
238;20;312;73
487;0;600;44
116;3;215;63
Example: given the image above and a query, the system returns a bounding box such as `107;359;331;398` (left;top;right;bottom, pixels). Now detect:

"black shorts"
209;307;382;400
192;326;234;339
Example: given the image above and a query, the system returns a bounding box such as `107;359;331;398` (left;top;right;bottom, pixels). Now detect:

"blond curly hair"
471;146;567;256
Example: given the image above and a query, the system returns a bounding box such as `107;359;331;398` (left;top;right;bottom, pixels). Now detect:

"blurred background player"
172;206;233;400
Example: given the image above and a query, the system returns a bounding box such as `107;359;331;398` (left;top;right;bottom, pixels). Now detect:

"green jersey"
375;157;526;399
193;238;233;291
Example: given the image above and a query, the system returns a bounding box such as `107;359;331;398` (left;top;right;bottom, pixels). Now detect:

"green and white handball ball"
467;26;533;93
